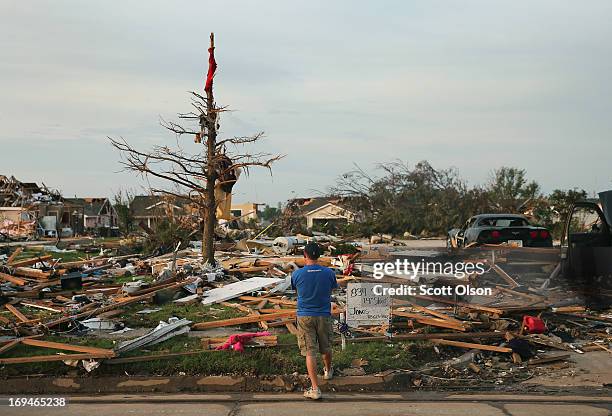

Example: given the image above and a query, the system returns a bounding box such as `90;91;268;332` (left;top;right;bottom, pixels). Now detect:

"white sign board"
346;282;390;327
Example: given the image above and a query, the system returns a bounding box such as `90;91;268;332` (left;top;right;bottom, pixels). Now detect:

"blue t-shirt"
291;264;338;317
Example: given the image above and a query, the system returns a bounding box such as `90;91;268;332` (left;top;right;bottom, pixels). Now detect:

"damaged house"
0;175;68;239
130;195;193;231
64;198;119;236
284;197;355;232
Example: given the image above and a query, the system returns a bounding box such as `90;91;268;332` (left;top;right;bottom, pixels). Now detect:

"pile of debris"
0;237;609;386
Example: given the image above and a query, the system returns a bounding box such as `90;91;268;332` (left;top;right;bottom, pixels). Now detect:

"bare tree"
110;33;282;264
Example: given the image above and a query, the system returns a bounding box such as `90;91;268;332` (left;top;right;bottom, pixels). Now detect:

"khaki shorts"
296;316;334;357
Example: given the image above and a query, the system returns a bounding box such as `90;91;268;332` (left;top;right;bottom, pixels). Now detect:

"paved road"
2;393;611;416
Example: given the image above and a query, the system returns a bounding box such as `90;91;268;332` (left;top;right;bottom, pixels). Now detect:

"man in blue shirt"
291;242;338;400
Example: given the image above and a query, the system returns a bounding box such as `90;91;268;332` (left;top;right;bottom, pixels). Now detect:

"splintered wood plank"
13;267;51;280
392;310;467;331
491;264;519;288
0;272;27;286
238;296;297;307
5;304;29;323
0;353;112;364
407;302;463;325
273;304;297;334
19;302;63;313
6;247;23;264
8;255;53;268
0;340;20;355
220;301;269;330
431;338;512;353
192;310;297;330
20;338;115;357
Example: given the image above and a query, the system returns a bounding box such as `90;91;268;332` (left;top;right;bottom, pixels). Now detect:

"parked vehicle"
447;214;553;248
560;190;612;283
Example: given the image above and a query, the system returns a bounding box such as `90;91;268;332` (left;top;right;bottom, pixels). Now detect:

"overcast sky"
1;1;611;205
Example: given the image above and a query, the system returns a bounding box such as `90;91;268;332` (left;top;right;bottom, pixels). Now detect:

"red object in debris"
522;315;546;334
204;46;217;92
215;331;271;353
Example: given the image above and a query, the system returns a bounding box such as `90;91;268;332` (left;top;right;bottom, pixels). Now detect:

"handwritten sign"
346;283;390;327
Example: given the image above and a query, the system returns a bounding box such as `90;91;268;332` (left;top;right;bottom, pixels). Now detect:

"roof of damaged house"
130;195;191;218
286;196;355;215
64;198;115;217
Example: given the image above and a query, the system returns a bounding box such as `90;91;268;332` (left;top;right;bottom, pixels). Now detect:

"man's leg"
306;354;319;390
297;317;321;393
322;351;332;372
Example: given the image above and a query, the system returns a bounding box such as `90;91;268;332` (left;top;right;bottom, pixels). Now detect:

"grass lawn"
0;332;429;378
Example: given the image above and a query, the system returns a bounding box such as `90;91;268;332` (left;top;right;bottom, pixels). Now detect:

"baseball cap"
304;242;322;260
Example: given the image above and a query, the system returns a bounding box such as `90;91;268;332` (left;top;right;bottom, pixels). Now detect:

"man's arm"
329;269;338;289
291;270;297;291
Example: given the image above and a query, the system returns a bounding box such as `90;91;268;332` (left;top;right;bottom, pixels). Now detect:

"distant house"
230;202;259;222
130;195;192;230
64;198;118;234
286;197;355;230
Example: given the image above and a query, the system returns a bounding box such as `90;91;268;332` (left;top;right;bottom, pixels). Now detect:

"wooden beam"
220;301;268;330
0;353;113;364
8;255;53;268
273;304;298;335
0;340;20;355
0;271;27;286
192;310;297;330
6;247;23;264
13;267;51;280
5;304;29;323
392;310;467;331
21;339;115;357
491;264;519;288
431;338;512;353
395;300;463;325
238;296;297;306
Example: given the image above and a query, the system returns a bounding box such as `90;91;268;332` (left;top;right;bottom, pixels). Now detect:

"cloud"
1;0;611;204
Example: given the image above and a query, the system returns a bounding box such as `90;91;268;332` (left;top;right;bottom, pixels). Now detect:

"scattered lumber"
6;247;23;264
392;310;467;331
0;271;27;286
13;267;51;280
8;255;53;268
490;264;519;288
431;338;512;353
21;338;115;357
192;310;297;330
5;304;29;323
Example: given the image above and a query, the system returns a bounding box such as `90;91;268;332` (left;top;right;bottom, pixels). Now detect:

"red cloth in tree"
204;47;217;92
215;331;271;353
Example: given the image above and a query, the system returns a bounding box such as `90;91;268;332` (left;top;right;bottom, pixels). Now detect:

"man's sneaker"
303;387;322;400
323;366;334;380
